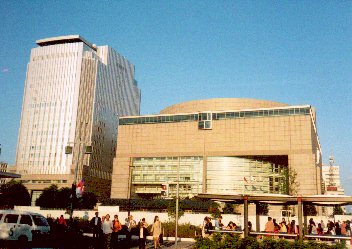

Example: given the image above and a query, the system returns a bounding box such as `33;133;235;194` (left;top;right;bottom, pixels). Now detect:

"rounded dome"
160;98;288;114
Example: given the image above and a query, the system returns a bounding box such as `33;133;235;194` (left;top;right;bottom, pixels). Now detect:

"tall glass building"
16;35;141;201
111;98;322;199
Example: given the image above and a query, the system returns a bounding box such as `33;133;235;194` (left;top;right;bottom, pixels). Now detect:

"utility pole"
175;157;180;248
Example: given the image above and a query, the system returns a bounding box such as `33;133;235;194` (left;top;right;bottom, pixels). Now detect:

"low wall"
13;206;352;232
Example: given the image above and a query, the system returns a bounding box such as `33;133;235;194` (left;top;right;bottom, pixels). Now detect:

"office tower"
16;35;140;202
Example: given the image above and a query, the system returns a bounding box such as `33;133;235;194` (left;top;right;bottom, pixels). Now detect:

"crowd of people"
201;215;246;238
264;216;352;236
201;215;352;239
90;212;162;249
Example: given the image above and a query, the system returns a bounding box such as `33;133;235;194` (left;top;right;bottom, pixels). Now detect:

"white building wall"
15;36;141;199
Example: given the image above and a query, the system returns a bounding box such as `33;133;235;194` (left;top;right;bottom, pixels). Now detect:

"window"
32;215;49;226
20;215;33;226
198;120;212;130
4;214;19;223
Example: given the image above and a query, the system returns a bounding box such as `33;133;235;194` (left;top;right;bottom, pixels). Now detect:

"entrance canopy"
197;193;352;206
0;171;21;178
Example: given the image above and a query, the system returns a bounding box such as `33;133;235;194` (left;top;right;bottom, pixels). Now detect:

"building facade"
16;35;141;201
322;155;345;215
111;98;322;199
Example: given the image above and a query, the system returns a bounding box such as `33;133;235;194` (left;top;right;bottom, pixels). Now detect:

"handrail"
304;234;352;240
207;229;352;242
208;229;243;234
250;232;298;237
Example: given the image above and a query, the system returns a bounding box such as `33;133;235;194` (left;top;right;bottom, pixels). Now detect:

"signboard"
327;186;337;191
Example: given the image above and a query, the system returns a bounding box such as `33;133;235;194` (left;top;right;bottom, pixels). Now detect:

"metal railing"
208;229;352;243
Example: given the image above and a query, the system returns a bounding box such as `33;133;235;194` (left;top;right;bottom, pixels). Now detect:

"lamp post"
175;157;180;247
65;140;91;221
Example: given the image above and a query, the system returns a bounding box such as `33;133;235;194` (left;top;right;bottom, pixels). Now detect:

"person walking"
111;215;122;249
102;214;113;249
151;216;162;249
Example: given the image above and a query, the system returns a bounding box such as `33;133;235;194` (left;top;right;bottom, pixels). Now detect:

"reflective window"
20;215;33;226
131;157;203;198
207;156;288;195
4;214;19;223
120;107;311;125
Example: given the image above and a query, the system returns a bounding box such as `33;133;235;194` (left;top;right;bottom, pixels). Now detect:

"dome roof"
160;98;288;114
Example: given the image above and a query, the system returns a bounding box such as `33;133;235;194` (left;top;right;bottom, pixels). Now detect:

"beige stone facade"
111;98;322;199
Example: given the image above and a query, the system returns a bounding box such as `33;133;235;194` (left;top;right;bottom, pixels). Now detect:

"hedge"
194;233;347;249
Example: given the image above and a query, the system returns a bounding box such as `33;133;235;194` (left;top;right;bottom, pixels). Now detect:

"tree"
257;203;269;215
303;204;317;216
76;192;98;209
36;184;60;208
56;187;72;209
287;168;300;195
167;198;184;221
333;205;344;215
0;180;31;208
209;201;221;218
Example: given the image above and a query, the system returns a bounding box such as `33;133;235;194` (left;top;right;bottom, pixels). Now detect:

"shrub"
157;221;201;238
194;234;347;249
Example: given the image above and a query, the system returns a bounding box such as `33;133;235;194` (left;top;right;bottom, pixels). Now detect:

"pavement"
131;240;194;249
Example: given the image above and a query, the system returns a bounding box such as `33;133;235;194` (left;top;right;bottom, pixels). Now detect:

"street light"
65;141;92;221
175;157;180;247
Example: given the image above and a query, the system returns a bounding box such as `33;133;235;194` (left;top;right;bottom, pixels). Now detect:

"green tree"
77;192;98;209
303;204;317;216
333;205;344;215
36;184;60;208
257;203;269;215
209;201;221;218
287;168;300;195
0;180;31;208
56;187;72;209
167;198;184;221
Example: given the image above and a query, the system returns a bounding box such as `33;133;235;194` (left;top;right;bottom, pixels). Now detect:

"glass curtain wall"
131;157;203;198
207;156;288;195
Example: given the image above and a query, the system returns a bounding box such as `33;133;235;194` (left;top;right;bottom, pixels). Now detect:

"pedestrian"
102;214;113;249
215;216;224;230
265;217;274;233
341;221;347;235
151;216;162;249
111;215;122;249
139;219;147;249
226;221;236;230
320;220;325;232
90;212;102;239
58;215;67;232
203;217;213;238
126;215;137;247
279;222;287;233
290;220;296;234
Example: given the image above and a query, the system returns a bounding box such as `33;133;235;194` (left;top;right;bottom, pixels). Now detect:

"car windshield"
32;215;49;226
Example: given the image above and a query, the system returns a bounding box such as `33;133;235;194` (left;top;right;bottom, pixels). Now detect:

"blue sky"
0;1;351;194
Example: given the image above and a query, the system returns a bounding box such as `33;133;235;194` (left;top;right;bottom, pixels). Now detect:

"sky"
0;1;351;195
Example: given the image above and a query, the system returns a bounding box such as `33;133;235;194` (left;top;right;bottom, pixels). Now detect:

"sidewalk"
131;241;195;249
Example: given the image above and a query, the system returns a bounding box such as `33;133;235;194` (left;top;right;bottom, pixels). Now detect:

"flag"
76;178;85;198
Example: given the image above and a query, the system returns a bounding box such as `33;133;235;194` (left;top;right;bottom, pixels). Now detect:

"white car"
0;210;50;244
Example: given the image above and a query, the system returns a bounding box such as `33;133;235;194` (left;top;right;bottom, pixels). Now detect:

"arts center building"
111;98;323;200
